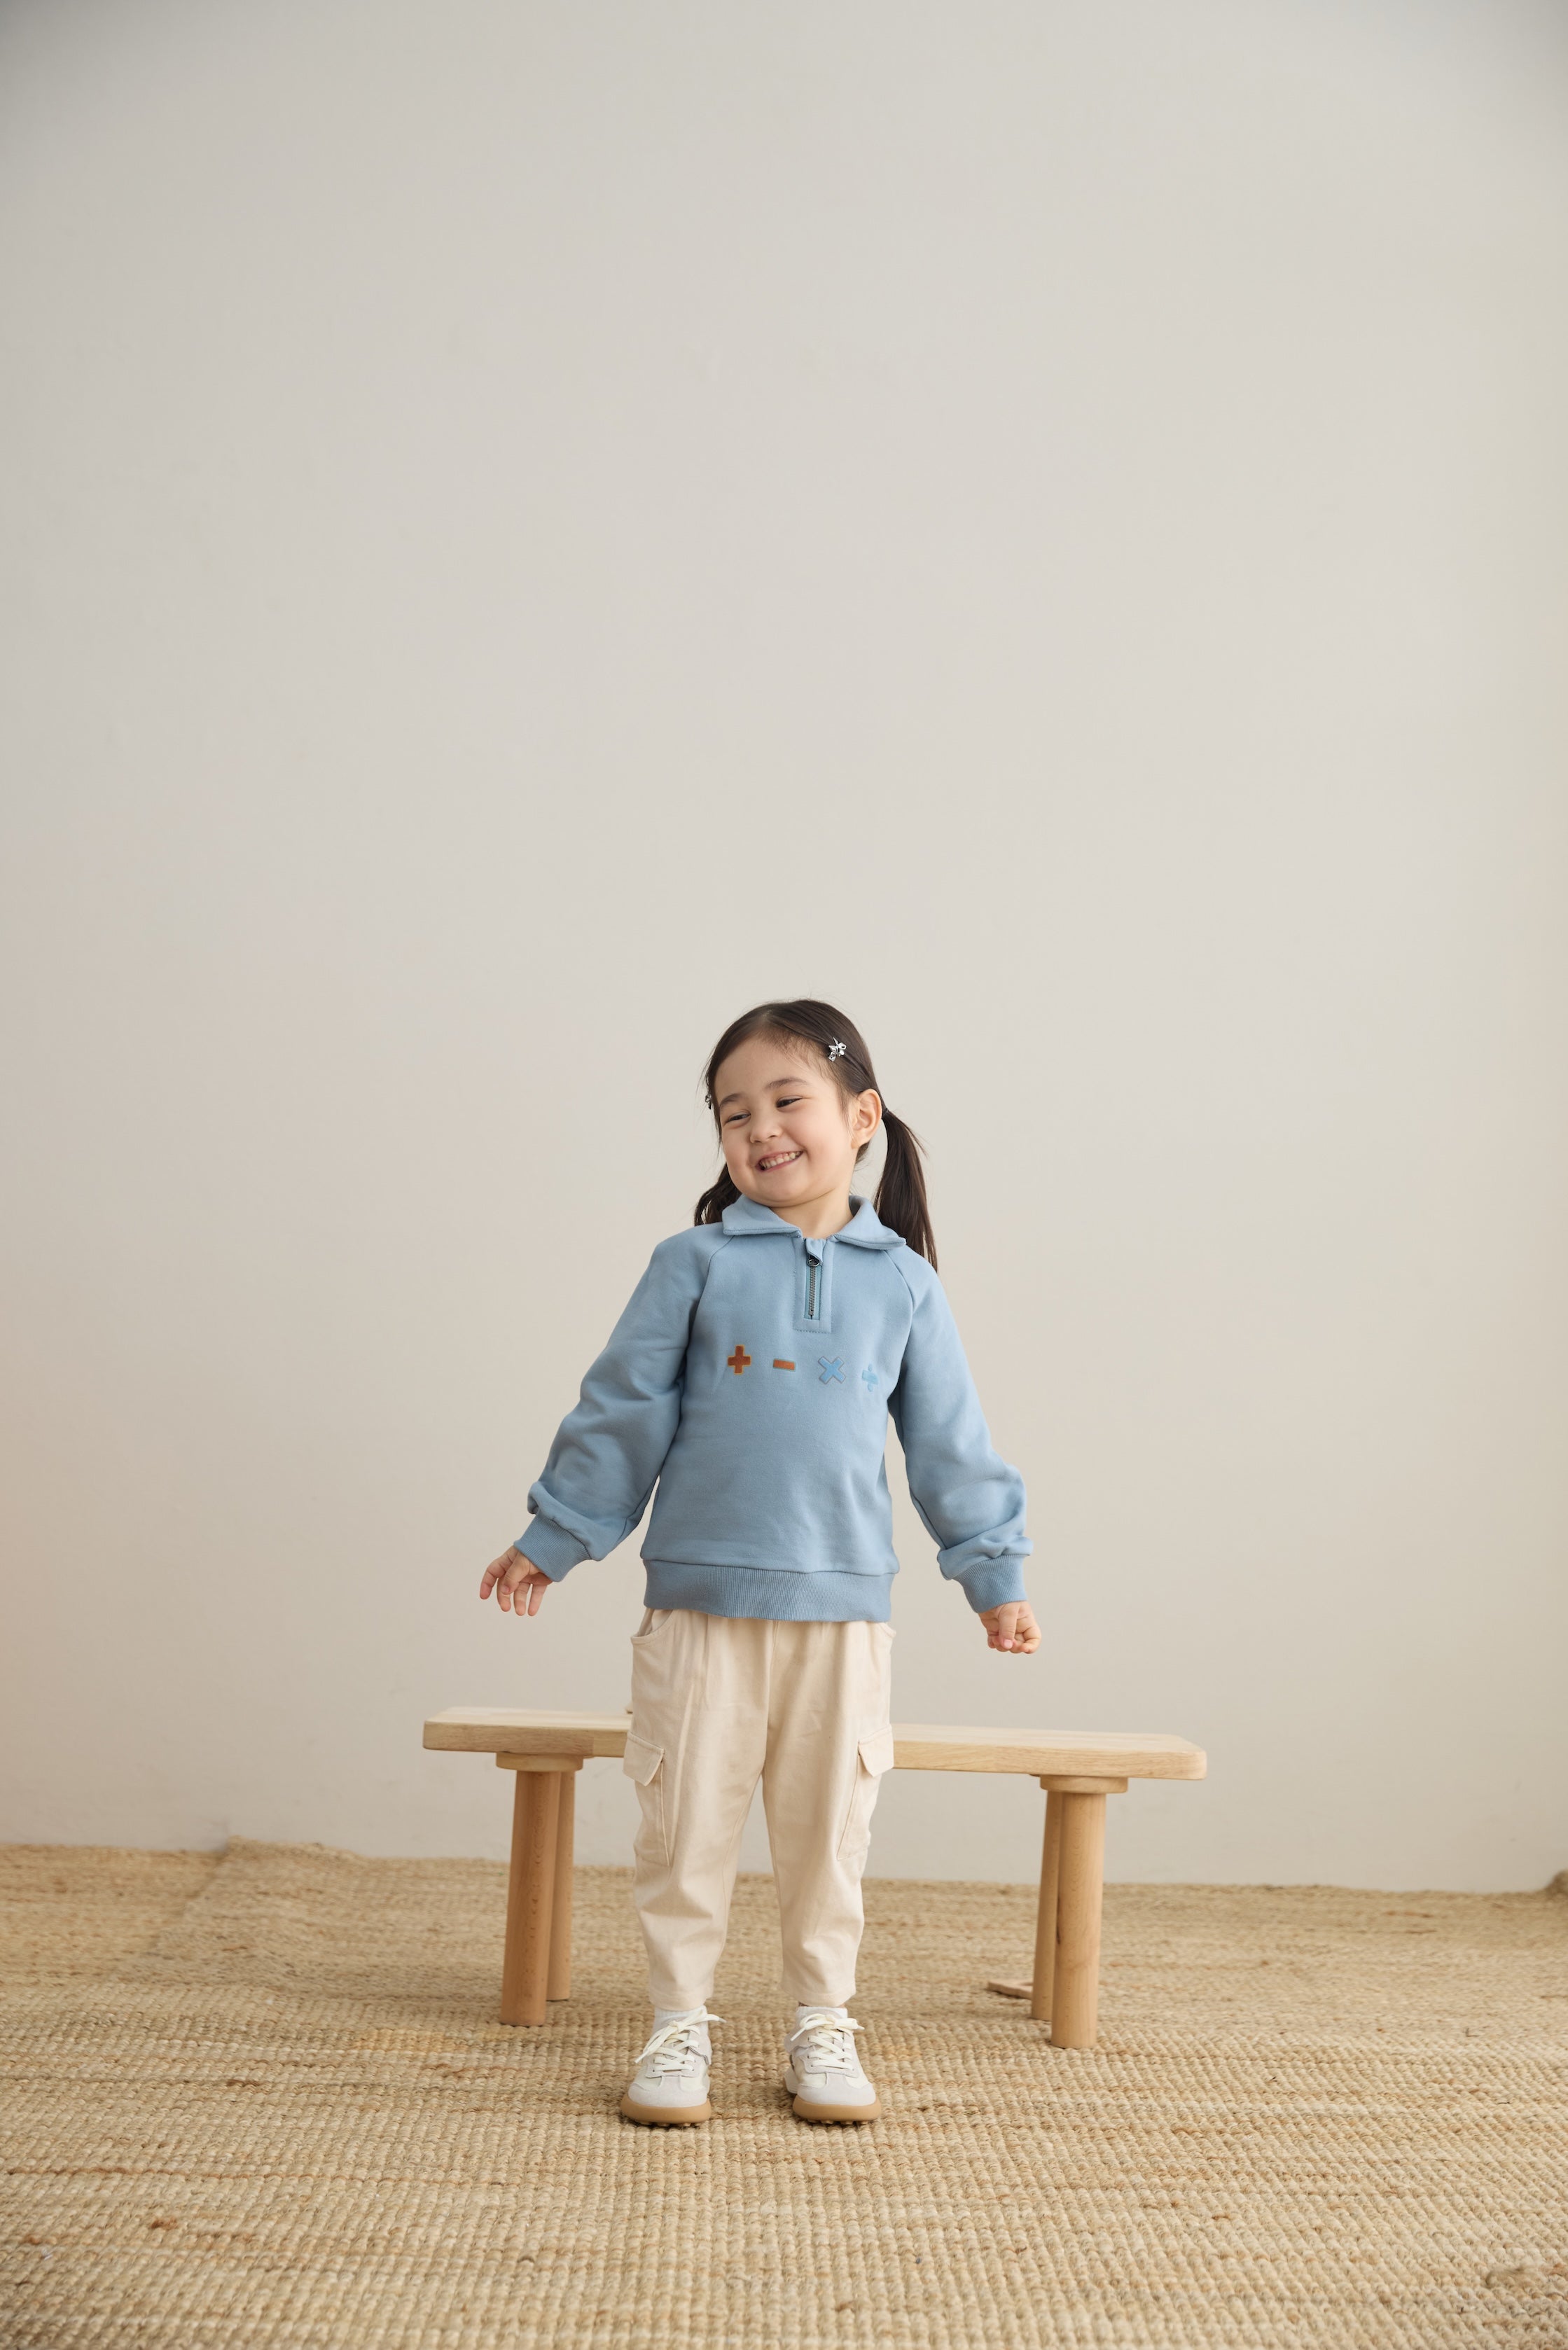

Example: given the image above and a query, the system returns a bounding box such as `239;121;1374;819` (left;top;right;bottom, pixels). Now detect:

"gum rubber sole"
790;2094;881;2123
618;2093;712;2126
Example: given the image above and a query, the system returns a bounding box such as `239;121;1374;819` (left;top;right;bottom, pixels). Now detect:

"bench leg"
1050;1791;1106;2049
501;1770;560;2026
1030;1790;1062;2022
547;1767;574;2001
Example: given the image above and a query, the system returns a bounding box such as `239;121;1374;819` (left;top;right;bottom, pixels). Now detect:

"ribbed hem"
948;1557;1030;1614
642;1559;894;1623
513;1516;590;1578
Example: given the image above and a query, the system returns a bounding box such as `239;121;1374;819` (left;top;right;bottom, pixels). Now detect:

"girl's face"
713;1034;882;1218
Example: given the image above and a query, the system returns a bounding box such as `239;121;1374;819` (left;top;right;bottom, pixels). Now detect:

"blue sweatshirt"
515;1193;1031;1622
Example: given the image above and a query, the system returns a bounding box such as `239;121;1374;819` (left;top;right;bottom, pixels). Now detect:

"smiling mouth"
756;1150;803;1173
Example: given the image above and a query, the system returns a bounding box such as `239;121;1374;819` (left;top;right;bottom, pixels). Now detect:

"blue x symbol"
818;1356;845;1384
862;1365;878;1391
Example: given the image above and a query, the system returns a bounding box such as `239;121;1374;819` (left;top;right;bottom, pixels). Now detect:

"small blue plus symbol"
862;1365;878;1391
818;1356;845;1384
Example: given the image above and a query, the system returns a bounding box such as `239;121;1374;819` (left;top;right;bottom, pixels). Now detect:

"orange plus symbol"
726;1344;752;1375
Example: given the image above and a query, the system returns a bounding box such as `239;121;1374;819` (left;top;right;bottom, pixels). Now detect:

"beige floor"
1;1841;1565;2349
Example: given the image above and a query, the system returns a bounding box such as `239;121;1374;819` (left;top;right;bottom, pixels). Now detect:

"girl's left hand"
979;1601;1040;1655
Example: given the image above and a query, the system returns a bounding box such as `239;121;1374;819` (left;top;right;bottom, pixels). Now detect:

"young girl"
478;1000;1039;2126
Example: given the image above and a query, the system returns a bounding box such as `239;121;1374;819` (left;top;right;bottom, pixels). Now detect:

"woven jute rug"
1;1841;1565;2349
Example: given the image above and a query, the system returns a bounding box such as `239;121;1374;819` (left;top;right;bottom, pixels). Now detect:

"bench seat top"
423;1708;1205;1781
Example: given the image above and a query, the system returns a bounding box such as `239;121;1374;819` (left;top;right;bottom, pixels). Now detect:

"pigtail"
875;1107;938;1270
693;1167;742;1226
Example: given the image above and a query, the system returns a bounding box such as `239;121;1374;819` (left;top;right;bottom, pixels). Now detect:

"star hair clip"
827;1038;847;1061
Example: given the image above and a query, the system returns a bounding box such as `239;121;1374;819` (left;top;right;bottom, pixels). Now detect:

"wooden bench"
422;1709;1205;2049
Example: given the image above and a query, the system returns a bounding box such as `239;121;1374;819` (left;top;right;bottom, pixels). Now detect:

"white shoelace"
632;2010;725;2077
786;2010;865;2078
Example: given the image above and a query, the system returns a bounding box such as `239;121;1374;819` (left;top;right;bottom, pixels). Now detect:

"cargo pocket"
835;1725;896;1863
623;1733;669;1870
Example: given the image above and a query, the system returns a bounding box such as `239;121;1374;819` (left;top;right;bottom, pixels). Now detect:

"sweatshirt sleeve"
887;1260;1032;1614
513;1233;713;1579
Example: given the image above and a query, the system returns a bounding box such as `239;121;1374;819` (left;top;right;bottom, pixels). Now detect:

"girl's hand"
979;1601;1039;1655
479;1545;552;1618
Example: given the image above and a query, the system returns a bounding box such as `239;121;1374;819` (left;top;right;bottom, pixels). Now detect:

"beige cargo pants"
623;1607;896;2012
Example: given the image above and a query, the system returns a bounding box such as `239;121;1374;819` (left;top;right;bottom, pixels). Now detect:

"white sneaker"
619;2009;723;2127
784;2006;880;2123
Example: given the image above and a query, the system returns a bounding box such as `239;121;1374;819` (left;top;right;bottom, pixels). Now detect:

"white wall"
3;0;1565;1892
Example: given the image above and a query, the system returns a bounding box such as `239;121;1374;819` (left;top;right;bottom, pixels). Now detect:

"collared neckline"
719;1193;903;1251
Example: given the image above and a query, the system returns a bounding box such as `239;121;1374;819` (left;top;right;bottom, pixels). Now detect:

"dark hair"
694;999;937;1267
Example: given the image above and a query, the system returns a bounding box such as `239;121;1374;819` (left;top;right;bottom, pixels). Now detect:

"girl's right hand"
479;1545;553;1618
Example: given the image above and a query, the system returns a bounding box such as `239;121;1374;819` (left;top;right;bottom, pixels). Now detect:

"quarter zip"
803;1236;828;1323
794;1233;834;1333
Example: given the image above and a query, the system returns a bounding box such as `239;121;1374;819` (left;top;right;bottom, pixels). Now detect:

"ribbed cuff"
948;1556;1029;1614
513;1516;590;1578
